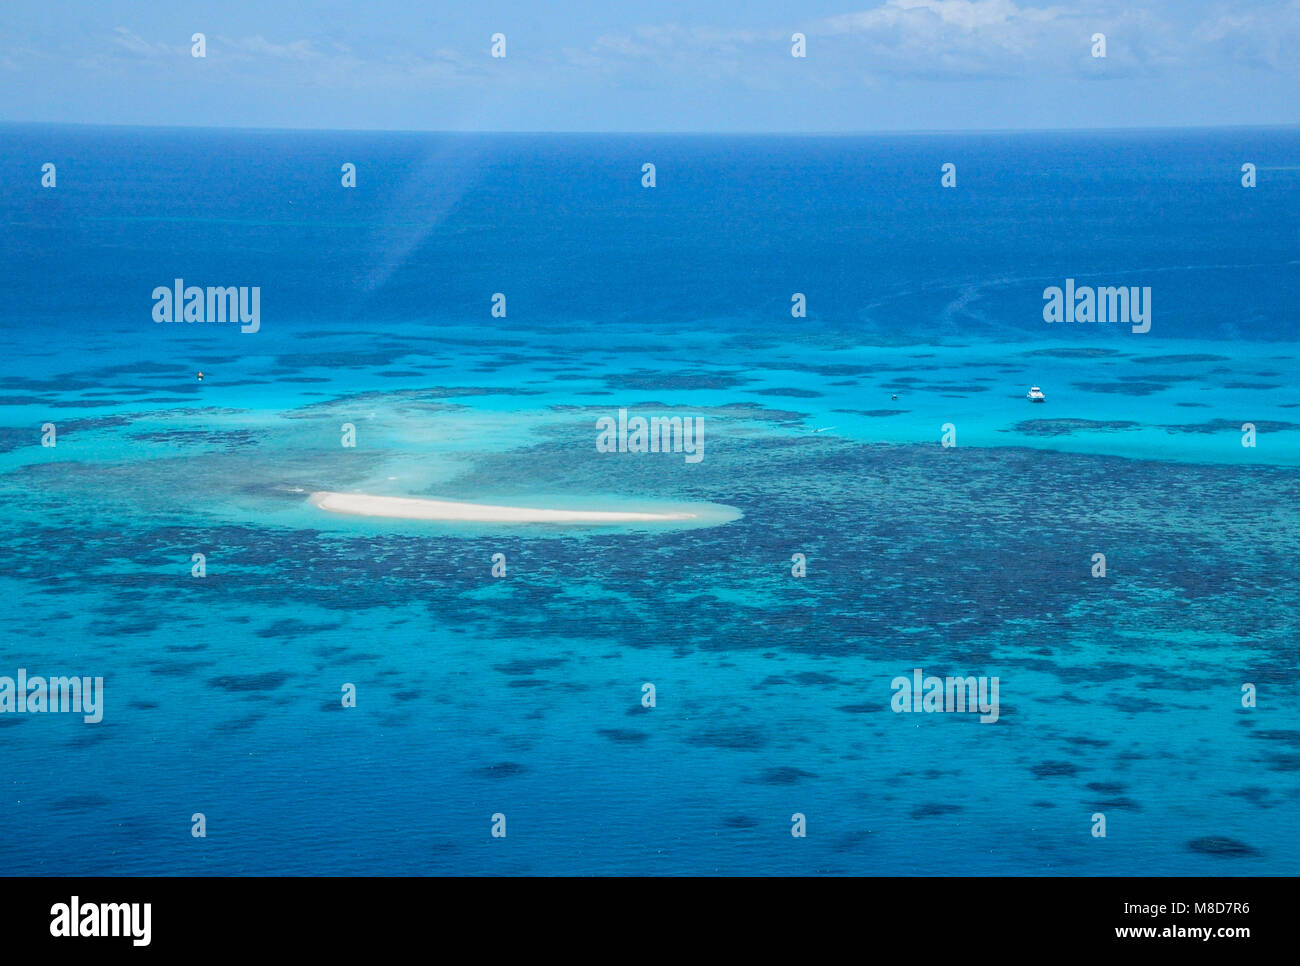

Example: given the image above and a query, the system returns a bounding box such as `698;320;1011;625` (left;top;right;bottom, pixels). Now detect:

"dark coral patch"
910;802;964;819
597;728;650;743
1031;761;1079;778
474;762;529;779
49;794;112;812
1186;837;1261;858
687;725;768;750
209;672;291;692
1011;419;1139;437
751;387;823;398
493;658;568;676
754;766;817;785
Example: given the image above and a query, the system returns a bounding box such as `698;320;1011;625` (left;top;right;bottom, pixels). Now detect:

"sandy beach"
310;491;700;524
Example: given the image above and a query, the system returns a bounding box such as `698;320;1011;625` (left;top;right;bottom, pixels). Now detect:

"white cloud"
1193;2;1300;71
824;0;1062;34
222;36;324;61
566;0;1300;84
110;26;177;58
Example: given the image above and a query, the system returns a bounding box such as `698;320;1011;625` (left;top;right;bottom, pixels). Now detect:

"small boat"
1026;386;1045;403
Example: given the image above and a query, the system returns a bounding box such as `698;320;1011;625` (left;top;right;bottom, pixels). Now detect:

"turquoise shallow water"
0;126;1297;875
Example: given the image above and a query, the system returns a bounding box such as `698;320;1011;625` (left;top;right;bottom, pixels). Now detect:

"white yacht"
1026;386;1046;403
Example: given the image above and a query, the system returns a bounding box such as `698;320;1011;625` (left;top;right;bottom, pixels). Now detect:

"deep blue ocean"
0;124;1297;874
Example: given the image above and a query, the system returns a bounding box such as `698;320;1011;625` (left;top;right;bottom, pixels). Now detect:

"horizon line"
2;119;1298;138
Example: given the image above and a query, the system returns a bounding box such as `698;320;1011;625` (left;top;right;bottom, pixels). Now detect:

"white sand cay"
310;491;701;524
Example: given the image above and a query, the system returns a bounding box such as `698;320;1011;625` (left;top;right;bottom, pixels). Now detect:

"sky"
1;0;1298;132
